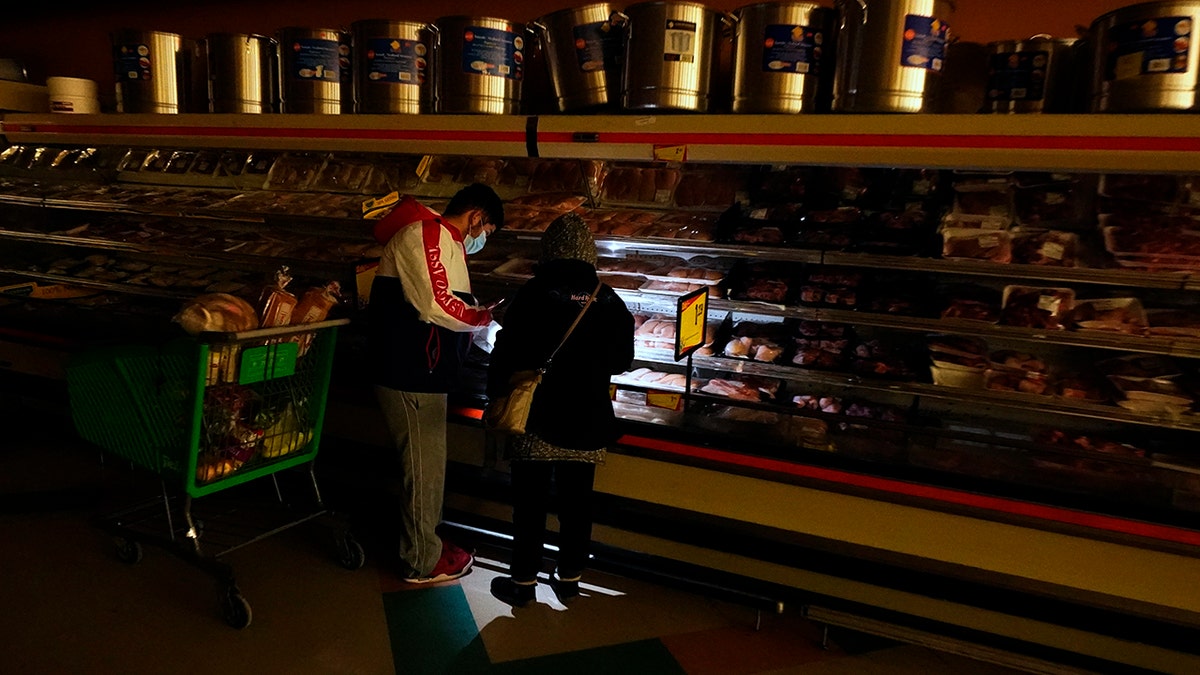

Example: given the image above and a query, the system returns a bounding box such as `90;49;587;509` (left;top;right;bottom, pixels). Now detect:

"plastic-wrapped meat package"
789;320;853;371
939;284;1001;323
732;225;786;245
619;367;691;391
928;335;988;369
1055;372;1108;402
1014;179;1081;227
639;279;724;298
1100;173;1181;203
988;350;1048;375
529;160;594;193
730;263;791;303
984;368;1051;395
1146;309;1200;337
421;156;469;184
1095;354;1182;380
673;167;741;209
942;228;1012;263
1000;286;1075;330
1012;229;1078;267
953;179;1014;218
601;166;680;205
722;321;786;363
700;375;781;401
1069;298;1147;334
793;394;844;414
848;339;918;380
804;206;863;226
454;157;506;186
796;267;861;308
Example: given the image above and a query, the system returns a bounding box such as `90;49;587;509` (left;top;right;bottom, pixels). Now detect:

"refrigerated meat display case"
4;112;1200;672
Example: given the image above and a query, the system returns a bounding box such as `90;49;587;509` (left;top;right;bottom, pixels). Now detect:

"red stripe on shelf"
0;123;527;144
618;434;1200;547
538;131;1200;153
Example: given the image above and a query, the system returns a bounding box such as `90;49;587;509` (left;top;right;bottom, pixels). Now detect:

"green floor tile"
384;586;489;675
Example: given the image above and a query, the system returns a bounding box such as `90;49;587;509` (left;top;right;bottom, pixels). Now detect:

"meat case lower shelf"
6;113;1200;671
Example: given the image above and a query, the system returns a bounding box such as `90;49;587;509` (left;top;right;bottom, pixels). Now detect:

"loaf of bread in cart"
174;293;261;334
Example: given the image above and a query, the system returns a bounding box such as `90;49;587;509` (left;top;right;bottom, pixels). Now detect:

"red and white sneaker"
403;540;474;584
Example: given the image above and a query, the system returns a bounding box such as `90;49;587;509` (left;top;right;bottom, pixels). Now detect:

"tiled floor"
1;401;1033;675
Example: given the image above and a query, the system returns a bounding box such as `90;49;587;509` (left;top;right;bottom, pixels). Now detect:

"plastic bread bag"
258;266;298;328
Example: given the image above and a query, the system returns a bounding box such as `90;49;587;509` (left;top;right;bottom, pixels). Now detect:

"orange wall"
1;0;1138;100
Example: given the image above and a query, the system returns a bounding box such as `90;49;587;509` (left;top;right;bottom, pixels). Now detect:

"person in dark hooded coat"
487;212;635;607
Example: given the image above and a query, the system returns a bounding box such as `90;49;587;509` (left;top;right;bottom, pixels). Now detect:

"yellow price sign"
646;391;683;411
675;286;708;361
653;144;687;162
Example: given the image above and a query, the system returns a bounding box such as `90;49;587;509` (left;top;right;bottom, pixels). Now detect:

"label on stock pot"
338;39;352;84
987;51;1049;101
289;38;340;81
762;24;824;74
899;15;948;72
462;26;525;80
1105;16;1191;80
364;38;428;84
114;44;151;81
573;20;622;72
664;20;697;63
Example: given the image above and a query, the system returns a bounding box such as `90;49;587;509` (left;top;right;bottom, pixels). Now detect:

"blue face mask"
464;230;487;255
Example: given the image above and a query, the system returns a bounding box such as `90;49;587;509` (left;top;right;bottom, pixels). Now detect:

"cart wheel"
336;533;366;571
114;537;143;565
220;588;253;629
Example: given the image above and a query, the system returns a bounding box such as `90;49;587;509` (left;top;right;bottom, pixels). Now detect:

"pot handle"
427;23;441;81
835;0;869;28
525;23;544;57
1027;33;1053;40
719;11;738;39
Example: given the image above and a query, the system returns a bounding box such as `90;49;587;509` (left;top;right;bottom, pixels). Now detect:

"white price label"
1041;242;1065;260
1037;295;1062;313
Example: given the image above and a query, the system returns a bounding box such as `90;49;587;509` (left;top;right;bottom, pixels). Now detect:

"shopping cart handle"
197;318;351;343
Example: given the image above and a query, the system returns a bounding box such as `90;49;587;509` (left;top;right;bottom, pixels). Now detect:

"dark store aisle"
1;403;1032;675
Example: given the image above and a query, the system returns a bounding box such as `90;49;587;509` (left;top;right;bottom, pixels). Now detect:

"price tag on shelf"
646;391;683;411
674;285;708;361
653;144;687;163
362;191;400;219
416;154;433;181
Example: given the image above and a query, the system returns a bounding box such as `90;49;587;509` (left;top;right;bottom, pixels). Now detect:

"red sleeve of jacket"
420;219;491;328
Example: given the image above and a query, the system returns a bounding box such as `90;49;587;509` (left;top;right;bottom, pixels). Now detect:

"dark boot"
550;574;580;604
490;577;537;607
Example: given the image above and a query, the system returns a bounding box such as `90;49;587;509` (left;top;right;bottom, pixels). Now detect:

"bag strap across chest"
541;281;602;373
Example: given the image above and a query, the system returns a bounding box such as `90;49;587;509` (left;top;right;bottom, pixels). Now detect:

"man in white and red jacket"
367;183;503;583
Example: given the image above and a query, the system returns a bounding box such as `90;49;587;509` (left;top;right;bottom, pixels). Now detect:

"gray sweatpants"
374;386;447;577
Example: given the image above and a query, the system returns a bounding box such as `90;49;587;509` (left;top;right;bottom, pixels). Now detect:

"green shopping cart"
67;318;363;628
